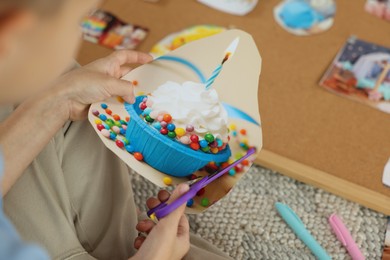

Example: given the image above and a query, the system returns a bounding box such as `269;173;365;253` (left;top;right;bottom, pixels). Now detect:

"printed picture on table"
320;37;390;114
365;0;390;22
274;0;336;36
81;10;148;50
197;0;258;16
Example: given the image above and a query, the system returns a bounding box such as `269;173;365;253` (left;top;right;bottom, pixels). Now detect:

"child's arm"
0;50;152;196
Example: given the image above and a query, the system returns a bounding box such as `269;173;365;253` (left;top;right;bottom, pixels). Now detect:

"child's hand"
131;184;190;260
52;50;152;121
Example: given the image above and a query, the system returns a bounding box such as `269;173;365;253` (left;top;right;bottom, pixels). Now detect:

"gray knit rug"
130;165;388;259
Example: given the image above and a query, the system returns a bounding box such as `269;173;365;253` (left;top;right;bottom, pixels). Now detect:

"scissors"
147;147;256;220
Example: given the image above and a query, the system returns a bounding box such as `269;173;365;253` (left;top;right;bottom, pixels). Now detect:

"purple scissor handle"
147;148;256;220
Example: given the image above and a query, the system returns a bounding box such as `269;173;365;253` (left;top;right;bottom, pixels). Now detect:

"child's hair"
0;0;63;15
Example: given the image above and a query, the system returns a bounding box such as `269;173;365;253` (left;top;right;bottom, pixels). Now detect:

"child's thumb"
159;184;189;227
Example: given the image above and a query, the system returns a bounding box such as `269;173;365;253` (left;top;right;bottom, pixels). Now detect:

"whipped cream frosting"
147;81;229;142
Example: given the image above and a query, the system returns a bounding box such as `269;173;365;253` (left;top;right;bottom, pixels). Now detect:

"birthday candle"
205;37;240;90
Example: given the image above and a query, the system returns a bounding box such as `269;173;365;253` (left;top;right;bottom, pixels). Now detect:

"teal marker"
275;202;331;260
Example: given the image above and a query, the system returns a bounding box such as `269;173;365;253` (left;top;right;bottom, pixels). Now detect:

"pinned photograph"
81;10;148;50
198;0;258;16
274;0;336;36
365;0;390;22
150;25;226;57
320;37;390;114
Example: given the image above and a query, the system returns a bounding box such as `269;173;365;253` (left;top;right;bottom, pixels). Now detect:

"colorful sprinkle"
204;133;214;143
210;147;219;154
160;121;168;128
112;126;120;134
228;169;236;176
109;132;116;140
134;152;143;161
152;122;162;131
190;135;199;143
160;128;168;135
180;136;191;144
186;125;194;132
96;124;105;131
199;140;208;148
94;119;102;125
132;80;138;86
174;128;186;137
186;199;194;207
145;115;154;123
163;114;172;123
113;114;120;121
105;108;112;115
167;123;176;131
125;145;135;153
201;146;210;152
163;177;172;186
101;103;108;109
101;129;110;138
196;188;205;196
92;109;99;116
99;114;107;121
200;198;210;207
115;140;124;148
240;129;247;135
167;131;176;138
190;142;200;150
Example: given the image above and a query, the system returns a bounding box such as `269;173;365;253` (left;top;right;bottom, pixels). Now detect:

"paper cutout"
88;30;262;214
384;218;390;260
274;0;336;36
383;158;390;188
81;10;148;50
198;0;258;16
320;37;390;114
365;0;390;22
150;25;226;57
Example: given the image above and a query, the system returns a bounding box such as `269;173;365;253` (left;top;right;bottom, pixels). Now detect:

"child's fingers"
157;190;170;202
134;236;146;250
158;184;189;228
120;66;133;77
108;50;153;66
146;190;170;210
136;219;155;234
104;78;135;104
146;197;161;210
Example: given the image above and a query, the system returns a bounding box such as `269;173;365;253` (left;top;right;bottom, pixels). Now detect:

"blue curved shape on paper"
155;55;260;126
222;102;260;126
156;55;207;83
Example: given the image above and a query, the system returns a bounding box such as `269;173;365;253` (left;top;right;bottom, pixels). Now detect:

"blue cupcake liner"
125;96;231;177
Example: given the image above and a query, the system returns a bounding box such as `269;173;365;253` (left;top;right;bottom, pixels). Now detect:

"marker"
328;214;365;260
275;202;331;260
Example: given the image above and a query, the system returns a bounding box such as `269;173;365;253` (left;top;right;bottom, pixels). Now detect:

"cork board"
76;0;390;214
